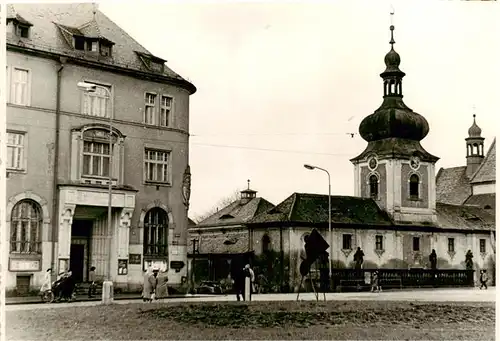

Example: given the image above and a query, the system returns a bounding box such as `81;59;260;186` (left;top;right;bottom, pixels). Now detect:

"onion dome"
468;114;482;137
358;25;430;143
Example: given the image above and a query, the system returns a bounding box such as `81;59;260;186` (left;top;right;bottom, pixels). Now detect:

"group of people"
229;263;255;301
142;267;168;302
39;268;76;302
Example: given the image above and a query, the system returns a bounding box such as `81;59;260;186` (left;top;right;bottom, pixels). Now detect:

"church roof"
196;197;275;228
194;229;250;254
6;3;195;93
435;166;472;205
463;193;496;210
435;203;495;231
247;192;494;232
249;193;393;226
470;138;496;184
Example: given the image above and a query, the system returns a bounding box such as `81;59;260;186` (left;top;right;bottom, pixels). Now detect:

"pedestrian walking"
142;267;154;302
479;269;489;290
244;264;255;300
230;260;245;301
88;266;97;298
39;268;52;293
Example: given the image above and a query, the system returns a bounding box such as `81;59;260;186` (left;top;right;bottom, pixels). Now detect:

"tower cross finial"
247;179;250;190
389;5;395;48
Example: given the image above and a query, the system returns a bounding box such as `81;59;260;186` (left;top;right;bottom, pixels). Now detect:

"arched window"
10;200;43;254
409;174;419;199
262;234;271;253
143;208;168;256
369;174;378;198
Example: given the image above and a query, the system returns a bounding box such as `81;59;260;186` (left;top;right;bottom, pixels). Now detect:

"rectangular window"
82;85;110;117
480;239;486;253
144;93;156;124
448;238;455;252
6;132;25;170
11;68;29;105
82;141;111;177
342;234;352;250
100;43;112;57
375;235;383;251
17;25;30;38
88;40;98;52
412;237;420;251
160;96;172;127
144;149;170;183
74;36;85;50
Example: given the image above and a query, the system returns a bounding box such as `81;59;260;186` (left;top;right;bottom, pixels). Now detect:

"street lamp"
304;164;332;290
77;81;114;304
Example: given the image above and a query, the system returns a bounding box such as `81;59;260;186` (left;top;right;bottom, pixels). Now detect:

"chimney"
240;179;257;205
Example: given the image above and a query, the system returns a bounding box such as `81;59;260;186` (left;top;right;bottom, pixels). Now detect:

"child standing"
479;269;489;290
371;270;381;292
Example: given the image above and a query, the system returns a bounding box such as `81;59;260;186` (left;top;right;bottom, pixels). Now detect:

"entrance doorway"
70;244;85;283
70;219;93;283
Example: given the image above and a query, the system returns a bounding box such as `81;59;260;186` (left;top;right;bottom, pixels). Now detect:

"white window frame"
160;95;173;127
144;148;171;184
144;92;157;125
81;82;111;118
375;235;384;251
6;131;26;171
342;234;352;250
447;238;455;253
82;141;111;178
10;67;31;106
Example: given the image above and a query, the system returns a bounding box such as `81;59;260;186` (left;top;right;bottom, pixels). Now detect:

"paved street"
6;287;494;312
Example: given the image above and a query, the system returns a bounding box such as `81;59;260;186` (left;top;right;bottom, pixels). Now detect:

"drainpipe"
280;226;284;291
50;57;66;280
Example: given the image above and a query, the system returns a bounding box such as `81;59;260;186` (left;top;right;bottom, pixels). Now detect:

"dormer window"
87;40;98;52
149;61;164;73
100;43;112;57
16;24;30;38
74;36;85;50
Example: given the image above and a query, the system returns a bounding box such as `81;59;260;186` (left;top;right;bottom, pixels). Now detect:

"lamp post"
77;82;114;304
304;164;332;289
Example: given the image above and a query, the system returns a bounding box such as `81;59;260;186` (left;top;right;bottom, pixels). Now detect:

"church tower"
465;114;485;178
350;24;439;224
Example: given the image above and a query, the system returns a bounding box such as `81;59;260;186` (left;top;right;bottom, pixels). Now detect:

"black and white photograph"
1;0;498;340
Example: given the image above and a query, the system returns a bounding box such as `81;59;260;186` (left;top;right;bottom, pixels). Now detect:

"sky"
99;0;499;219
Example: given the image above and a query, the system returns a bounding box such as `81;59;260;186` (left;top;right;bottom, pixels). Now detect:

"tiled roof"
435;202;495;231
435;166;472;205
197;197;275;228
188;218;197;227
249;193;393;226
193;230;250;254
470;138;496;184
6;4;194;92
463;193;496;210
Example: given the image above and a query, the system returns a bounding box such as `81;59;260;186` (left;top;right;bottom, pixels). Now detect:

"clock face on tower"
368;156;378;170
410;156;420;170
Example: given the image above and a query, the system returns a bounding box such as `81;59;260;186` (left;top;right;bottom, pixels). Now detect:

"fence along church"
191;23;496;291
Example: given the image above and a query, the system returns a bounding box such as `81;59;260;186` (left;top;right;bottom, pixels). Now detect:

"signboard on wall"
170;261;185;272
58;259;69;274
143;260;168;272
129;254;141;265
118;259;128;275
9;259;41;272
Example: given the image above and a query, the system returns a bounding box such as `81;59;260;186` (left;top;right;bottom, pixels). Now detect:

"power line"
190;132;359;137
8;122;357;157
191;143;353;156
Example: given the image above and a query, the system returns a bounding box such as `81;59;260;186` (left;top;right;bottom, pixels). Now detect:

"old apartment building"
6;3;195;293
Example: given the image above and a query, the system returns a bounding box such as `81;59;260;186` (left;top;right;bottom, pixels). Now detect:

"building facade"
6;3;195;293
